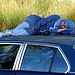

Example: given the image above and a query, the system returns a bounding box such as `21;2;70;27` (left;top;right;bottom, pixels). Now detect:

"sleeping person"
0;14;74;37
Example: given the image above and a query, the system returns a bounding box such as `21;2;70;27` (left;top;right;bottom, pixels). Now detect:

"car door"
15;42;70;75
0;70;15;75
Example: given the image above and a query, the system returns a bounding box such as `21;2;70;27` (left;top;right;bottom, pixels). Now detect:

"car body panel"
0;70;15;75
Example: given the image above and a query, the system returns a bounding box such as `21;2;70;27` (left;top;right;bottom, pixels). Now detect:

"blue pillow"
61;29;75;35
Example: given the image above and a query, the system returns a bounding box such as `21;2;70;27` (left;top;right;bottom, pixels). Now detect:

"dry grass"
0;0;75;31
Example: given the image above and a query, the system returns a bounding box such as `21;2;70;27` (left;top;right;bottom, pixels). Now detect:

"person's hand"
31;27;35;30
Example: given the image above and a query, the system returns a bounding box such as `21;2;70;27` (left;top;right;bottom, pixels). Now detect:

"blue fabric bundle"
24;14;42;28
35;15;61;32
61;29;75;35
24;14;74;35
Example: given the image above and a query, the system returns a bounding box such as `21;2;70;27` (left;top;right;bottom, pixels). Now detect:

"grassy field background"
0;0;75;31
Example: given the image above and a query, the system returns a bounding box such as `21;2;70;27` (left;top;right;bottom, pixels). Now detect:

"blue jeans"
12;22;29;36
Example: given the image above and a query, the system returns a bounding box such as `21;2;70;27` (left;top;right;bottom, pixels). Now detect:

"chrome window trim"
12;43;27;70
0;43;22;45
18;43;27;70
57;46;71;74
70;72;75;73
18;42;71;74
12;44;24;70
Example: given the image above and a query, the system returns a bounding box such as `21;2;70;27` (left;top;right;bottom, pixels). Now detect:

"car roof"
0;35;75;45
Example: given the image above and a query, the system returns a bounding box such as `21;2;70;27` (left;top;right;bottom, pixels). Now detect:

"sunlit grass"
0;0;75;31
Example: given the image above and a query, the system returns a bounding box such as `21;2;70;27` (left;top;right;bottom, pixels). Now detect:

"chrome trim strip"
70;72;75;73
18;42;70;73
18;43;27;70
57;46;71;74
0;43;22;45
12;44;24;70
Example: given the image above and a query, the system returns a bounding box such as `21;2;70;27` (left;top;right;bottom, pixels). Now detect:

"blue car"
0;35;75;75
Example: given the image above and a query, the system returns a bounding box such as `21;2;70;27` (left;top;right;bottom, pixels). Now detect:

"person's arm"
57;28;72;33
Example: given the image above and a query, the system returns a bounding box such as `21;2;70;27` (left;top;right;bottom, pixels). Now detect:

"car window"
51;50;68;73
20;45;68;73
0;44;20;70
21;45;54;72
0;44;19;54
20;45;54;72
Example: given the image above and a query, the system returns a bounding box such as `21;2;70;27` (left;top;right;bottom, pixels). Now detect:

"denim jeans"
12;22;29;36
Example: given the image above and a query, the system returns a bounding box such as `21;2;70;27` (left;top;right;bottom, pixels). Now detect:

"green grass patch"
0;0;75;31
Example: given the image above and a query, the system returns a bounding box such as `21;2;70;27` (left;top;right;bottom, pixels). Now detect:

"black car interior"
0;45;20;70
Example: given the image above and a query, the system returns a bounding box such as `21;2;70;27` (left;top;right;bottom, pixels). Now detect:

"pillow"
61;29;75;35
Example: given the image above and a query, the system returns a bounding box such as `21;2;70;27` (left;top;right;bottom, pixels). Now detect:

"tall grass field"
0;0;75;31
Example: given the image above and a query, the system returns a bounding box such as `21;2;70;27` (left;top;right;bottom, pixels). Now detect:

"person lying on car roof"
0;14;74;37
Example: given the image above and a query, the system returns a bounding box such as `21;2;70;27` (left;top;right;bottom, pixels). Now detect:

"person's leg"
0;22;29;37
0;28;29;37
13;22;29;31
11;22;29;36
12;29;29;36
